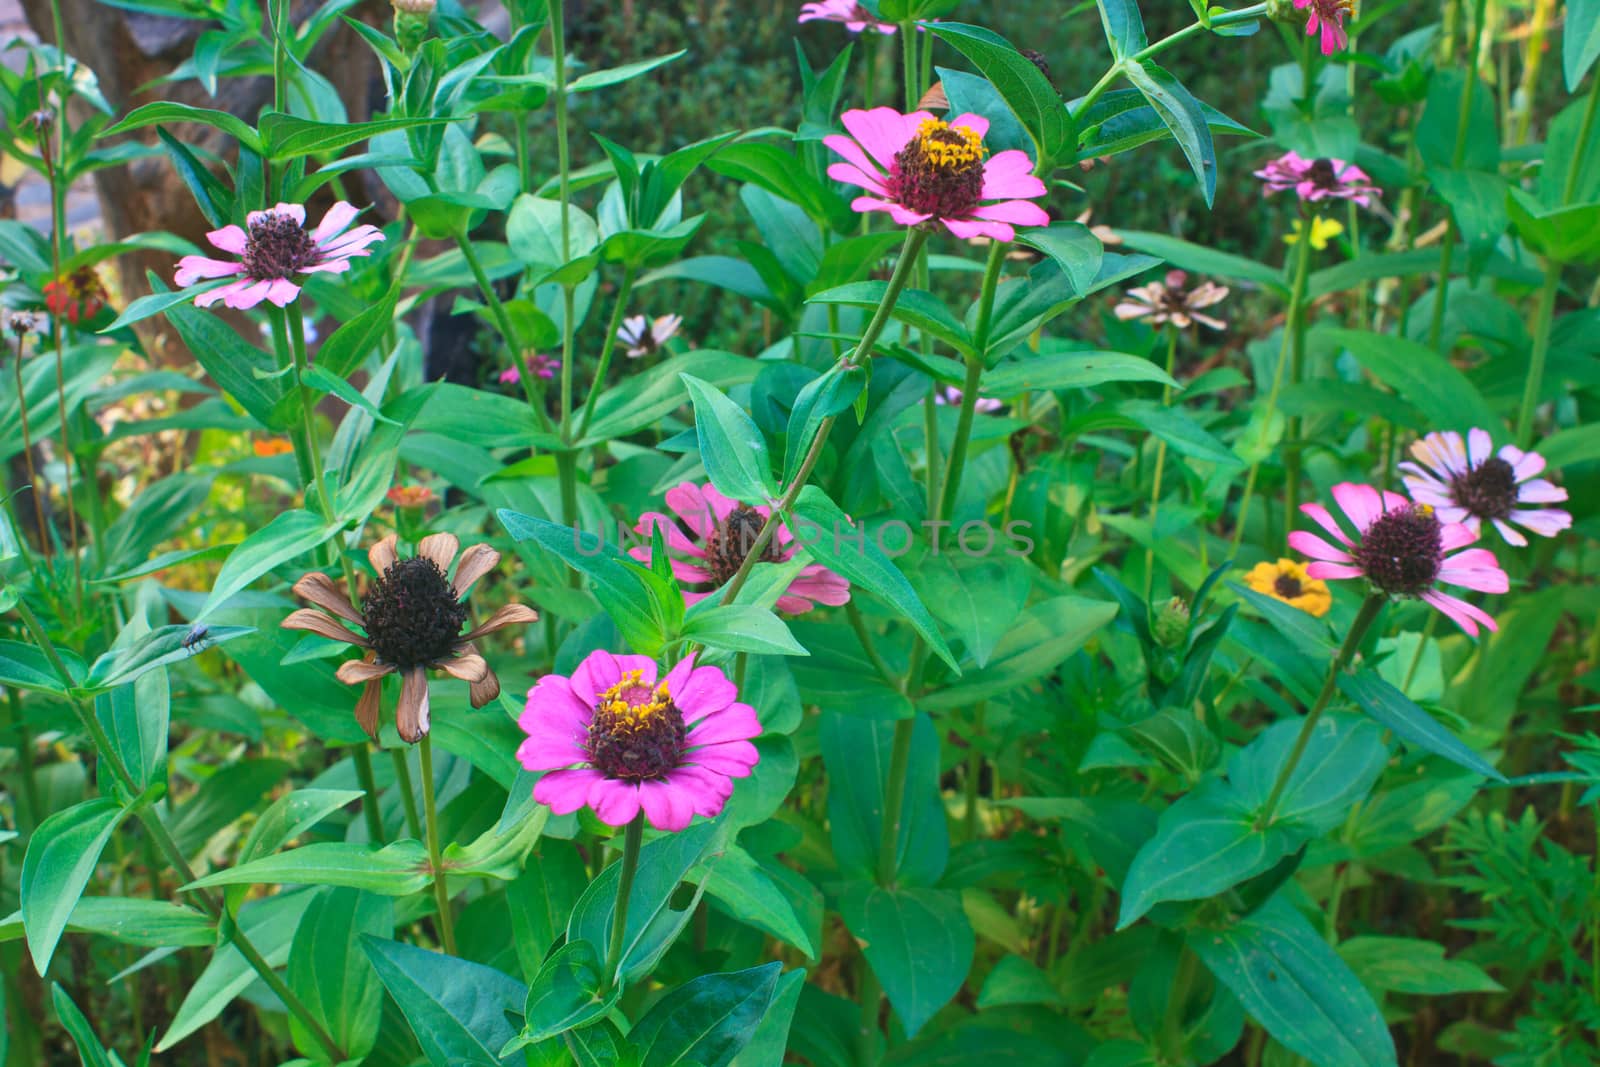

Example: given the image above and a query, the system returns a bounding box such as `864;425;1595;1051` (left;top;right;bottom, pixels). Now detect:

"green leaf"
102;100;263;153
155;128;234;228
822;713;948;887
838;885;974;1039
1338;671;1505;781
977;955;1065;1009
729;969;804;1067
194;509;341;624
1112;231;1285;292
926;23;1074;168
315;282;402;380
0;639;72;693
519;939;620;1043
568;821;721;987
0;896;213;949
260;112;450;160
21;798;128;974
288;888;392;1060
1322;328;1500;437
1072;89;1256;162
507;194;602;283
164;283;299;430
580;350;760;446
1190;897;1397;1067
1338;936;1502;996
1096;0;1148;57
1566;0;1600;89
915;554;1031;669
569;50;688;92
81;623;253;692
699;846;817;958
681;375;777;504
1541;421;1600;468
923;596;1119;710
303;364;400;426
787;487;958;672
1123;60;1216;205
632;963;783;1067
185;841;431;895
1229;714;1390;833
92;675;167;794
50;986;117;1067
783;364;867;486
682;604;807;657
981;350;1176;397
1016;222;1104;295
363;936;528;1067
227;787;365;911
808;283;976;357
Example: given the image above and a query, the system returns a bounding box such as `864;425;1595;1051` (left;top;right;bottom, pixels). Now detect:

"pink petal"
1379;489;1411;513
221;279;274;309
840;107;919;170
637;779;695;832
1421;591;1496;636
192;277;254;308
1467;428;1492;468
634;511;709;557
175;255;244;286
299;258;353;276
532;768;606;814
1331;482;1383;532
318;225;385;257
827;161;891;196
206;225;249;255
1512;508;1572;536
570;650;623;706
942;217;1016;242
687;740;760;776
1506;448;1546;481
788;569;851;606
972;199;1051;226
1288;530;1354;563
1439;522;1478;552
311;201;360;244
1299;502;1353;547
265;278;302;307
1491;519;1528;547
947;112;990;139
1304;561;1365;580
699;483;742;522
664;483;718;538
587;778;642;826
1516;479;1568;504
667;765;736;817
516;732;587;771
850;195;930;225
671;663;739;721
1439;550;1509;593
686;702;762;747
823;134;887;183
774;594;817;614
980;153;1048;200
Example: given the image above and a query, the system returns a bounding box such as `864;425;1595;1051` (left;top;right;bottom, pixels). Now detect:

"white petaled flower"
1399;429;1572;547
618;314;683;359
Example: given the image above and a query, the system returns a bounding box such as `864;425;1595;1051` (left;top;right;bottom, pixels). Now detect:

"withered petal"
417;532;459;572
396;667;430;744
468;665;501;709
450;543;500;599
282;608;369;647
369;534;399;577
462;603;539;641
355;679;382;743
292;571;365;625
337;656;394;685
435;652;489;684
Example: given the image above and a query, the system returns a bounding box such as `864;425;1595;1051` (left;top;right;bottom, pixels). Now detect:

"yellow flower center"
912;119;986;170
587;669;686;780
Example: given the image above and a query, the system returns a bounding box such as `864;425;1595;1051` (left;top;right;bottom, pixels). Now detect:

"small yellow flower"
1284;215;1344;251
1245;558;1331;617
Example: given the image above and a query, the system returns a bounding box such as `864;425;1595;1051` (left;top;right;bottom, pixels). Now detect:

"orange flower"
253;438;295;457
387;485;436;508
43;267;107;324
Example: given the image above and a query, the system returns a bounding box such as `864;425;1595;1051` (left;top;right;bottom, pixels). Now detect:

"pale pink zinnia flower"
825;108;1049;241
499;353;560;385
1399;429;1571;547
798;0;896;33
618;314;682;359
517;650;761;831
1254;152;1379;208
1288;483;1509;635
630;481;850;615
934;386;1002;413
1113;269;1230;330
1295;0;1354;55
174;202;384;310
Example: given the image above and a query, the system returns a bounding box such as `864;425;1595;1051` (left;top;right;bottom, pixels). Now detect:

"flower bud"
1265;0;1301;24
392;0;435;51
1152;597;1190;649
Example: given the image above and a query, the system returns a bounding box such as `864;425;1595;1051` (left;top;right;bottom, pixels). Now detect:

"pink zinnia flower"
517;650;761;831
825;108;1050;241
174;202;384;310
1295;0;1354;55
1399;429;1571;548
934;385;1002;413
618;314;682;359
630;481;850;615
499;353;560;385
1288;483;1508;636
798;0;896;33
1254;152;1379;208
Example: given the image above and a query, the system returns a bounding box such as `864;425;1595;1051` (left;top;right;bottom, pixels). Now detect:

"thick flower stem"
1254;595;1385;831
1074;3;1268;117
1514;258;1563;448
38;111;82;611
717;229;929;607
576;265;637;439
454;234;554;434
7;583;346;1062
937;240;1006;520
352;745;386;844
11;330;51;555
286;311;337;521
1145;327;1179;597
418;734;457;955
392;748;423;840
603;814;645;989
876;717;917;887
1426;0;1489;351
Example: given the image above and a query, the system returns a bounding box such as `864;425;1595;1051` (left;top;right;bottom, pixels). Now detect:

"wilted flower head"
631;481;850;615
618;314;682;359
1284;216;1345;251
1400;429;1571;547
8;311;40;338
798;0;897;33
175;201;384;310
1295;0;1355;54
517;650;762;831
44;266;106;324
1113;270;1229;330
282;534;537;742
1289;483;1507;635
1244;558;1331;617
252;438;295;457
499;353;561;385
1255;152;1378;208
391;0;434;11
825;108;1049;241
934;385;1002;413
387;485;436;509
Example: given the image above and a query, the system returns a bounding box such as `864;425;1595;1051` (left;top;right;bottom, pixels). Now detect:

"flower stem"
391;747;423;840
717;228;928;607
1514;258;1562;448
418;734;457;955
352;745;385;844
603;814;645;988
875;717;917;888
1562;71;1600;206
576;265;637;440
11;329;51;555
1145;327;1179;598
936;240;1006;520
38;107;81;611
963;702;987;843
287;310;337;520
1074;4;1267;117
1254;594;1385;830
454;234;553;433
1427;0;1488;351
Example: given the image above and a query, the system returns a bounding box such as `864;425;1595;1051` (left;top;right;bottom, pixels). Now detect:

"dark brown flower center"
243;212;321;282
703;505;785;586
362;557;467;668
1274;573;1304;599
585;671;687;780
1307;158;1338;189
1353;504;1444;597
1449;456;1517;522
886;119;987;221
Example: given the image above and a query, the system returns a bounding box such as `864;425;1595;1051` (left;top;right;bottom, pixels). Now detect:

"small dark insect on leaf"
181;624;211;654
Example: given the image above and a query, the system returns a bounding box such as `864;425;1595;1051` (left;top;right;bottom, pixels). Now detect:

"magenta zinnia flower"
1253;152;1379;208
825;108;1049;241
517;650;761;831
174;202;384;310
1399;429;1571;547
1295;0;1354;54
934;385;1002;413
1288;483;1508;635
499;353;560;386
630;481;850;615
798;0;896;33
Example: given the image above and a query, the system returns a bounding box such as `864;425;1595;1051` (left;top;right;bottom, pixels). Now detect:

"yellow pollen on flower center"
596;669;674;732
914;119;986;170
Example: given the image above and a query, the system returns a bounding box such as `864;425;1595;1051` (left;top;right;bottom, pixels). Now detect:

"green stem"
876;718;917;887
352;745;385;844
1427;0;1488;350
419;735;457;955
576;266;637;440
1400;610;1439;696
1562;73;1600;206
454;235;553;432
1075;4;1267;116
900;19;918;111
963;703;986;842
1255;595;1385;830
39;105;81;611
1514;258;1562;448
936;241;1006;520
718;229;928;607
287;311;336;520
1145;327;1179;597
603;815;645;988
11;330;51;556
392;747;423;840
1161;946;1202;1060
856;964;883;1066
846;600;897;687
4;686;41;831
